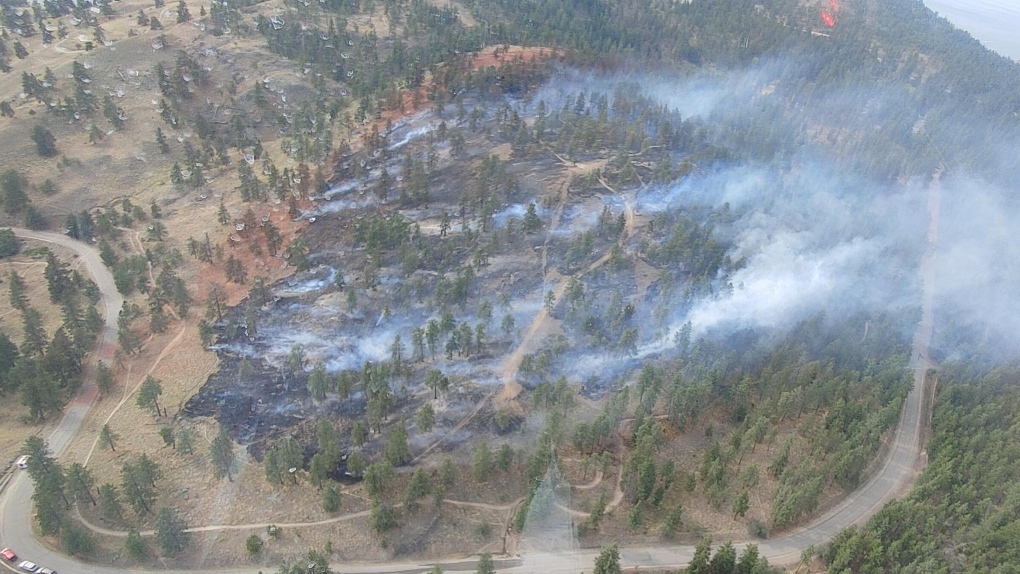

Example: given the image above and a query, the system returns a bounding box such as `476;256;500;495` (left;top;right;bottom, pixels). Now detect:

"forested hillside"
823;364;1020;572
252;0;1020;182
3;0;1019;570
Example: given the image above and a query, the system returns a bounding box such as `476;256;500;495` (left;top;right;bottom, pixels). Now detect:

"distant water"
923;0;1020;61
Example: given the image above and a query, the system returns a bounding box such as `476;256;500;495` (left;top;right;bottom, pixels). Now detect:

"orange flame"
821;11;835;27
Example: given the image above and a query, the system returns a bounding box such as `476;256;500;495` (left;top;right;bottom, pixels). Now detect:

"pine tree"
159;426;176;448
24;436;64;488
155;507;190;555
100;424;118;451
118;323;140;354
103;95;124;129
170;162;183;184
709;541;737;573
662;505;684;538
136;453;162;486
176;0;191;23
98;483;123;521
352;422;368;447
307;362;328;402
308;453;330;489
322;484;341;512
20;362;62;421
121;460;156;514
0;229;18;259
8;270;27;310
416;403;436;433
88;124;104;144
424;368;449;399
362;461;394;500
1;169;30;214
523;203;542;233
31;125;57;157
404;467;431;511
733;491;750;519
346;450;364;478
32;479;66;536
96;362;114;395
137;375;164;417
24;436;68;535
44;251;72;303
264;447;283;485
155;127;170;153
125;528;146;559
475;553;495;574
66;463;97;506
472;442;492;483
593;545;622;574
628;501;643;529
687;539;711;574
385;424;411;466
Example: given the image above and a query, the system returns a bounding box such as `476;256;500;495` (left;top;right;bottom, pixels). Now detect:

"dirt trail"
554;503;590;519
571;468;604;491
77;477;604;540
419;160;627;458
498;162;634;400
605;452;626;513
410;389;494;463
0;181;941;574
80;506;378;538
497;168;571;401
418;153;605;456
82;321;189;466
443;498;520;512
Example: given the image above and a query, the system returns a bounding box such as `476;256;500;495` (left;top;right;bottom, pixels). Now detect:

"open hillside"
0;0;1017;572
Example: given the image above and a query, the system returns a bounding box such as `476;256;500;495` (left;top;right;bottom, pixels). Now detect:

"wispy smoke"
931;175;1020;357
552;62;1020;360
249;60;1020;399
650;162;927;340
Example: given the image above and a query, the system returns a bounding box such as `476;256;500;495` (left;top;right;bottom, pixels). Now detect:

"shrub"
61;523;95;556
245;534;263;556
125;528;146;559
322;484;342;513
475;521;493;540
748;518;769;539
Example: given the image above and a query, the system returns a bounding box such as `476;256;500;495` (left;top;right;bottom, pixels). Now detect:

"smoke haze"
544;63;1020;360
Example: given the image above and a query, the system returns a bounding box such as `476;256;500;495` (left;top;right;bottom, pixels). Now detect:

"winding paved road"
0;228;123;574
0;180;939;574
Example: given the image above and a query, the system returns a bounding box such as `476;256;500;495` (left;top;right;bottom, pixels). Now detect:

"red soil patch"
348;45;560;156
195;202;311;306
467;45;562;71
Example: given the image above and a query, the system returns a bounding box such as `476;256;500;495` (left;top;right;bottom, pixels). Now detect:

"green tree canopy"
155;506;190;556
31;125;57;157
0;228;18;257
137;375;164;417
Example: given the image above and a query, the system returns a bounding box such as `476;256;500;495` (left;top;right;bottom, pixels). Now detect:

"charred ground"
178;52;921;561
4;0;1019;568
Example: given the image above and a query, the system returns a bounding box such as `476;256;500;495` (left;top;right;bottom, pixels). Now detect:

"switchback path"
0;180;939;573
